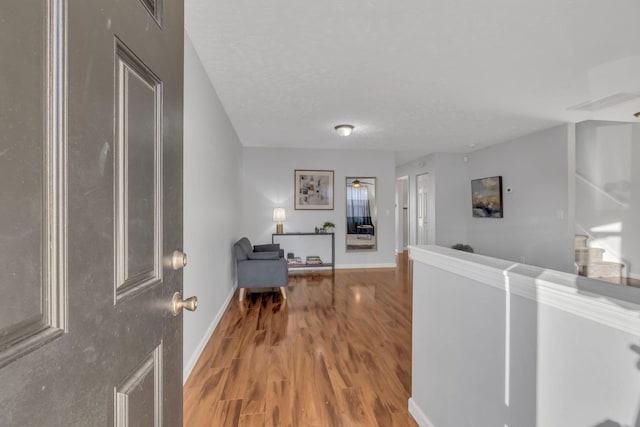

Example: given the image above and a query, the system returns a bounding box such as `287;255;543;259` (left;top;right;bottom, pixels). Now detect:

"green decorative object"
323;221;335;228
451;243;474;253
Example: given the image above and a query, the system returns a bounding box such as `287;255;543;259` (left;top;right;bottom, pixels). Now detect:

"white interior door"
417;173;429;245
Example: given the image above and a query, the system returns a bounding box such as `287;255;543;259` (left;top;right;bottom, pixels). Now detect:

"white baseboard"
183;287;235;384
408;398;435;427
630;272;640;281
335;262;396;269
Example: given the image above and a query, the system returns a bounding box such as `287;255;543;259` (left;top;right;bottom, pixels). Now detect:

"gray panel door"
0;1;185;425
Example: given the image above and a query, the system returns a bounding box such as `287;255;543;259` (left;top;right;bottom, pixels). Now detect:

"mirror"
346;177;377;252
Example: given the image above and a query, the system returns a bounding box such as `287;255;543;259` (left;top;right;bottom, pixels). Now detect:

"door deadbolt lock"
171;292;198;316
172;250;187;270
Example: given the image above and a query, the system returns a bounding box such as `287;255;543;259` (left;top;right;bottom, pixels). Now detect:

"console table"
272;232;335;271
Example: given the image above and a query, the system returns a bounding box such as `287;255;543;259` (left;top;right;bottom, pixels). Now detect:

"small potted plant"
451;243;474;253
323;221;335;233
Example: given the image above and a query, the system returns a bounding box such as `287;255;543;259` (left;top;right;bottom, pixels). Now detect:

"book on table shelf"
287;257;302;265
305;255;323;265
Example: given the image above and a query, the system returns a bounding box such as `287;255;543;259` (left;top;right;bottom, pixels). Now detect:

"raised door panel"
0;1;65;368
115;345;163;427
115;41;163;303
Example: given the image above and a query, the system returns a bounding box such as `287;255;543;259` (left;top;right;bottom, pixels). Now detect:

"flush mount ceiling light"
335;124;354;136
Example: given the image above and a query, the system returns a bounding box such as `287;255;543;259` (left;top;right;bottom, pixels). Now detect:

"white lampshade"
272;207;286;222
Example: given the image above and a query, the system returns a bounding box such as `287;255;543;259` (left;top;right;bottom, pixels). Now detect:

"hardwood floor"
184;253;418;427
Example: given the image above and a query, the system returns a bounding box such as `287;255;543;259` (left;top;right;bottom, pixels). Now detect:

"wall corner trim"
183;286;235;384
408;398;436;427
409;245;640;336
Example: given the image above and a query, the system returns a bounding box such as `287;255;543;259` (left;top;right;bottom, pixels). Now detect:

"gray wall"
433;153;469;248
395;177;410;252
242;147;396;268
465;124;576;273
183;33;243;380
576;121;640;279
397;124;576;273
396;152;469;249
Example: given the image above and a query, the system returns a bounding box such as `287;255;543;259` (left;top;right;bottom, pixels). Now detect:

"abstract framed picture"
471;176;503;218
294;170;334;210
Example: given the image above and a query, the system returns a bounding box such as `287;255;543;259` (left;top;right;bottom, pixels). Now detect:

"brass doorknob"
171;292;198;316
172;250;187;270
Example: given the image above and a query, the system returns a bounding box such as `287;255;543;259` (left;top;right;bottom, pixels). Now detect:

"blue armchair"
233;237;288;301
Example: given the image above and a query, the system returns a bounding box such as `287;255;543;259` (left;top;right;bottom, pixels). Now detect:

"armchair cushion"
254;243;280;252
247;251;280;260
254;243;284;258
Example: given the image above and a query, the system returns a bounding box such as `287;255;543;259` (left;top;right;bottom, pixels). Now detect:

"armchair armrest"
247;251;280;260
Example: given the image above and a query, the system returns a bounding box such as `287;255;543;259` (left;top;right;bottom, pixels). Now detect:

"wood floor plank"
265;380;292;427
210;399;243;427
241;330;269;415
220;358;251;401
267;344;291;383
209;337;239;369
391;411;421;427
291;349;320;426
338;387;379;427
309;351;342;427
184;253;418;427
238;413;265;427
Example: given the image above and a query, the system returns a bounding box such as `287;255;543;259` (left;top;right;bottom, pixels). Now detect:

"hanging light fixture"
352;179;361;188
335;124;354;136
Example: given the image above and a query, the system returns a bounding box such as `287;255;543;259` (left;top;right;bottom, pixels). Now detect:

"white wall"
395;177;410;252
242;147;396;268
465;125;576;273
401;177;409;250
576;121;640;279
183;33;243;381
410;245;640;427
396;152;468;249
397;125;576;273
433;153;469;247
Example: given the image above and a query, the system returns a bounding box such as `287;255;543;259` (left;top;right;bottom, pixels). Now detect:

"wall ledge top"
409;245;640;335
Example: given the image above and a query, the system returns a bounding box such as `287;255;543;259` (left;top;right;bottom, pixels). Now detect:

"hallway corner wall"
183;32;244;381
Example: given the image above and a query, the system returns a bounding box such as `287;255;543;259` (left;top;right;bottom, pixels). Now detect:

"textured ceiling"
185;0;640;165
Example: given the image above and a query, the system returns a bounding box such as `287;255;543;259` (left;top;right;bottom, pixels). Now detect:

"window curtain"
346;186;374;234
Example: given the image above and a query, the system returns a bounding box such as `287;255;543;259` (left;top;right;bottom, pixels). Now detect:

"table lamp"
273;208;286;234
